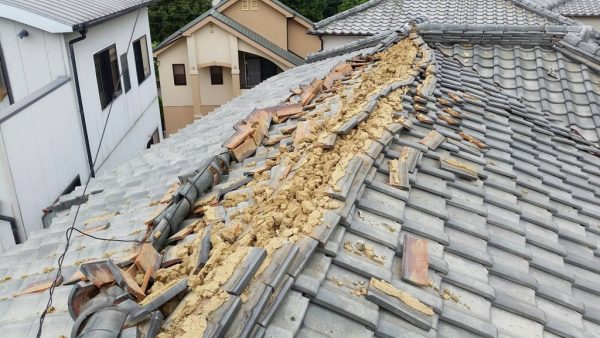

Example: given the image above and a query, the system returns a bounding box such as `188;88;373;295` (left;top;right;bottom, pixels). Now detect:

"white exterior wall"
0;8;161;243
69;8;161;173
0;19;88;242
321;35;364;51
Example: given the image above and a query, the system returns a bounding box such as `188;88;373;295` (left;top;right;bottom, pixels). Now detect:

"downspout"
0;214;19;244
68;24;95;178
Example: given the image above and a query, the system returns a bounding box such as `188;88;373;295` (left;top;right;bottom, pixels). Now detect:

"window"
0;44;11;104
120;53;131;93
210;66;223;85
172;64;186;86
94;44;121;110
242;0;257;10
133;35;151;84
239;51;281;89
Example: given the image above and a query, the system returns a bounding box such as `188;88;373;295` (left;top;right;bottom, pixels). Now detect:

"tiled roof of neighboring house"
310;23;600;143
0;0;155;33
553;0;600;17
310;0;581;36
4;24;600;338
154;9;304;66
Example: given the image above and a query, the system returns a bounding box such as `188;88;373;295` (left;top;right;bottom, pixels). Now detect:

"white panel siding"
321;35;364;51
1;83;88;236
70;8;161;173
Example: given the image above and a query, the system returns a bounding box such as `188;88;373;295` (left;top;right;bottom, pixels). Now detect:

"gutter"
68;24;95;178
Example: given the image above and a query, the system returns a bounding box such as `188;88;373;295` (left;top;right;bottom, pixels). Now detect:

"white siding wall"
0;18;88;239
69;8;161;173
0;8;161;241
321;35;364;51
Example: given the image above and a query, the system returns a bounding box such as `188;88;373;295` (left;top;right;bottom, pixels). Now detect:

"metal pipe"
68;24;95;178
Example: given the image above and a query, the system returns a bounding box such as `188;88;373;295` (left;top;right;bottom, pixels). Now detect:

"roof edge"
312;0;385;31
77;0;157;30
0;4;73;33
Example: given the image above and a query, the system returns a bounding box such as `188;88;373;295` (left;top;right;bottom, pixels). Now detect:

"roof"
0;0;155;33
4;22;600;338
534;0;600;17
311;0;585;36
154;9;304;67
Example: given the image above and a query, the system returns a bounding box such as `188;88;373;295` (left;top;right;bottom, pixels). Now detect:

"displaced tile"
401;235;429;286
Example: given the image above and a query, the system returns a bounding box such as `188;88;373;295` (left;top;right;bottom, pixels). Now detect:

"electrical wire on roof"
36;2;146;336
71;228;148;244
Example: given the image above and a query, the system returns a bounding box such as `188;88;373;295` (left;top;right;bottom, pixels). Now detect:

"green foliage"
338;0;368;12
149;0;212;43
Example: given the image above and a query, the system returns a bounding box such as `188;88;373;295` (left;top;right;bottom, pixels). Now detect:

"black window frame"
0;43;13;105
210;66;223;85
120;53;132;93
172;64;187;86
93;44;122;110
133;35;151;85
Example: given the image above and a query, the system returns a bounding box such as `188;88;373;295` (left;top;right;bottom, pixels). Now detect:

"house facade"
154;0;321;135
0;0;162;251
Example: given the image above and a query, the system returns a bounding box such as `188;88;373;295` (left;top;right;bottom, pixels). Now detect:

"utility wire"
37;2;146;336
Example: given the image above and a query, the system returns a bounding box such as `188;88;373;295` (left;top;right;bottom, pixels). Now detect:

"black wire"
36;3;145;336
72;228;147;244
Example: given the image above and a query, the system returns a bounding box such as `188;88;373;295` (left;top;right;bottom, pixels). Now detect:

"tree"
149;0;212;44
338;0;368;12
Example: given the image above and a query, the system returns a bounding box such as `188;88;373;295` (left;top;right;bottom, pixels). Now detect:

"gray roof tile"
8;29;600;338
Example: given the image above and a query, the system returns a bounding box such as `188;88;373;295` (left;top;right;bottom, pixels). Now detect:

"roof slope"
154;9;304;66
3;25;600;338
311;0;570;36
534;0;600;17
0;0;154;33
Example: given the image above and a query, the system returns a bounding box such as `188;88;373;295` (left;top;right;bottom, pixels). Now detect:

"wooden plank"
324;71;343;90
402;234;429;286
14;275;64;297
419;130;445;150
80;261;115;288
135;244;163;291
118;266;146;301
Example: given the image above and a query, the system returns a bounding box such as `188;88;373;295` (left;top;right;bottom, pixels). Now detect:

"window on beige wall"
172;64;186;86
250;0;258;10
210;66;223;85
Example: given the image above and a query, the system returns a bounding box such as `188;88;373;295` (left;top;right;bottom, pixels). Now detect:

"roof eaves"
212;11;305;66
77;0;157;30
154;9;214;52
0;3;73;33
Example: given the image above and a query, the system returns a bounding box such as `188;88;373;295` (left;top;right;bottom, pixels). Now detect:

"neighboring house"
4;20;600;338
538;0;600;30
308;0;600;143
0;0;162;251
154;0;321;135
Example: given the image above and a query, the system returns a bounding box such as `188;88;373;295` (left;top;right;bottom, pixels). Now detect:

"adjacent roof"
541;0;600;17
154;9;304;67
4;21;600;338
311;0;584;36
0;0;155;33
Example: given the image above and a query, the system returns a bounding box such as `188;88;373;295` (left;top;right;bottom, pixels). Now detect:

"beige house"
154;0;321;135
